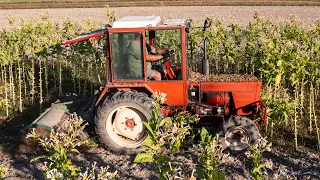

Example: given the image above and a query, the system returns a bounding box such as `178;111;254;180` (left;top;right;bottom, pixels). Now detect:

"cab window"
111;32;144;80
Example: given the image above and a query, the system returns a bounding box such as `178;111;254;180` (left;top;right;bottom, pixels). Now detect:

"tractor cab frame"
64;16;190;107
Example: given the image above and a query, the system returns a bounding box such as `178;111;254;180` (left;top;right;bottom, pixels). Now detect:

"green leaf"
171;140;181;154
70;148;80;154
275;73;282;87
152;109;158;122
134;153;154;163
217;172;226;180
30;155;48;163
142;122;156;139
158;154;172;164
143;136;154;147
195;167;208;180
200;128;209;142
159;117;171;127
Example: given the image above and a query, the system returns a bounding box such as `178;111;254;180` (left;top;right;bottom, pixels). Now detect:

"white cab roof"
112;16;162;28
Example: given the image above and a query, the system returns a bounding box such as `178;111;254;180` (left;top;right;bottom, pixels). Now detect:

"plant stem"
311;85;320;149
58;54;62;96
4;65;9;117
18;60;22;112
39;57;43;112
9;63;16;109
309;84;313;134
294;83;299;150
31;58;35;105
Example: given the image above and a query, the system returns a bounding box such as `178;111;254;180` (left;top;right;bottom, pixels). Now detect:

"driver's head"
134;33;142;39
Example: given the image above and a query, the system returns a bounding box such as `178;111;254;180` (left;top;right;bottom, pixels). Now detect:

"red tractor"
59;16;267;154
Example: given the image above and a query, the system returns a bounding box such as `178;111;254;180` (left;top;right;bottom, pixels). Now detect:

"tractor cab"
63;16;190;106
109;16;187;82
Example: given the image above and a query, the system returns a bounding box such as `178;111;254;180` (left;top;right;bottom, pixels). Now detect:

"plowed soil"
1;1;320;9
0;6;320;29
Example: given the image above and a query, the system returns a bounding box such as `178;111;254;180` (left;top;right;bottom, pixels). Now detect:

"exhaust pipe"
202;37;209;75
202;19;209;75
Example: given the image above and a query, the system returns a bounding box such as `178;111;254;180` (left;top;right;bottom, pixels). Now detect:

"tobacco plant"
27;115;98;179
134;92;197;179
193;128;226;180
245;137;272;180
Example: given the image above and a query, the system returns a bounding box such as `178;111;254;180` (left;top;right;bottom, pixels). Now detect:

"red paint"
163;60;176;79
204;92;230;105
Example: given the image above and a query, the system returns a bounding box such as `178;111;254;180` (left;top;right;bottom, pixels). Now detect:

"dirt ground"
0;105;320;180
1;134;320;179
0;6;320;28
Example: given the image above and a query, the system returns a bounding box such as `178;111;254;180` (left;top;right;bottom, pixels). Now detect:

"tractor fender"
95;84;154;106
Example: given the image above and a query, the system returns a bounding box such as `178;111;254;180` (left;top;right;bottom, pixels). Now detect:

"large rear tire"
95;91;153;154
220;116;260;152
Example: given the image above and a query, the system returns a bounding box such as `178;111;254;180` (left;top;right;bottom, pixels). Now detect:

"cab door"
145;27;188;106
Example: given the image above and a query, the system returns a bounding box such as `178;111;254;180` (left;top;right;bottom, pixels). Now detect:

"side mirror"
105;24;112;28
203;19;208;31
203;18;211;32
185;20;191;33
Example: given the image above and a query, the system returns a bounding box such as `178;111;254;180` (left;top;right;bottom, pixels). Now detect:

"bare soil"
1;133;320;179
0;6;320;29
1;1;320;9
1;104;320;179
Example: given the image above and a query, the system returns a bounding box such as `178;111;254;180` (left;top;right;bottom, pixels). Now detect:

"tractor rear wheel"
95;91;153;154
220;116;260;152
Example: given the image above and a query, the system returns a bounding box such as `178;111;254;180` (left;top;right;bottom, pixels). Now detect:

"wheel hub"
112;107;145;140
125;119;135;129
225;127;249;149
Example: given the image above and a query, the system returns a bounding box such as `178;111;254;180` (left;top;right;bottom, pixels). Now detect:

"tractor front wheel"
95;91;153;154
220;116;260;152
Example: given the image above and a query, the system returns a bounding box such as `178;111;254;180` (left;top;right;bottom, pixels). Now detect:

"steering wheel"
161;50;176;80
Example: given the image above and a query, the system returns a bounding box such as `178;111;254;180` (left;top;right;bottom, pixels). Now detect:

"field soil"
1;123;320;179
0;6;320;28
1;1;320;9
1;98;320;179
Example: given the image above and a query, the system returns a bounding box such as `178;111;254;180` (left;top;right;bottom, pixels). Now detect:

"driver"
127;33;172;80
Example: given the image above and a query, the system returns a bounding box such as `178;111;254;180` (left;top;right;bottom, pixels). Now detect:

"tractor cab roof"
63;16;187;46
112;16;187;28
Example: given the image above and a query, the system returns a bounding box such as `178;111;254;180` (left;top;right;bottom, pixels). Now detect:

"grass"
0;0;319;9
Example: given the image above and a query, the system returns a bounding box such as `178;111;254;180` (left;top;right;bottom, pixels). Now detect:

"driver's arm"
155;47;172;54
146;54;163;62
149;45;172;54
